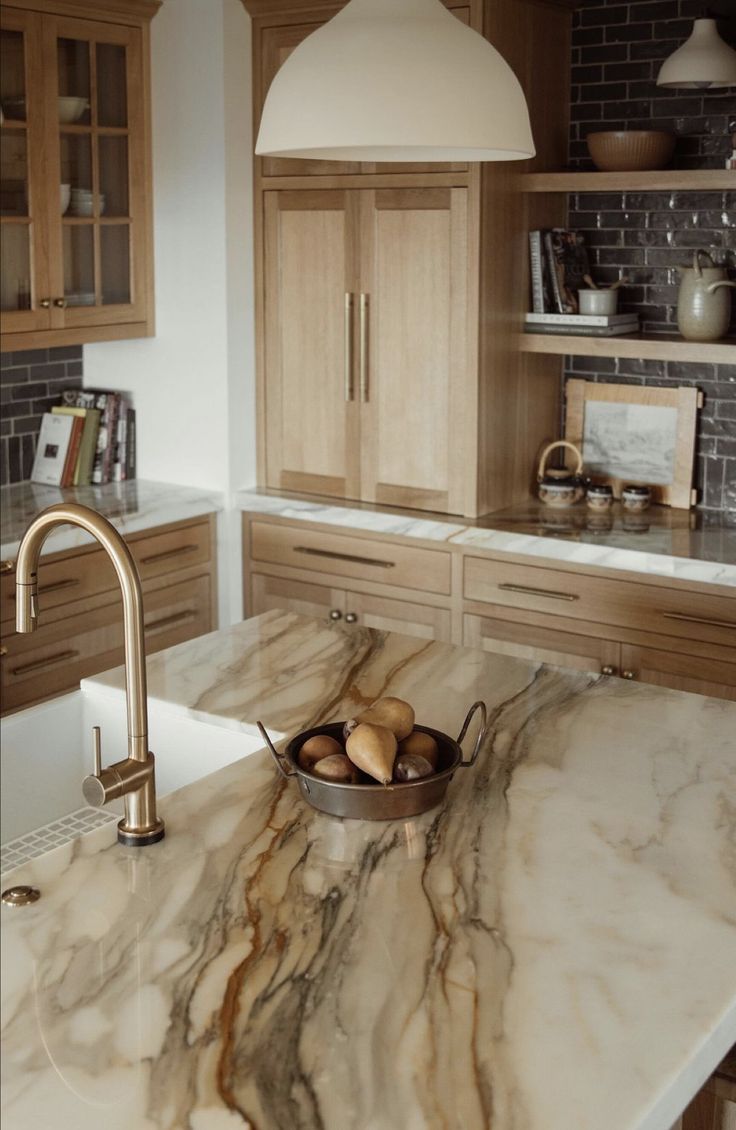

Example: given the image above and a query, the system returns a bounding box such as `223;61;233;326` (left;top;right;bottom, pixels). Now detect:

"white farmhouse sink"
1;690;267;861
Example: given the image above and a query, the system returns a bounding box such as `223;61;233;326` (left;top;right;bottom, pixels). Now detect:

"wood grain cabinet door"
249;572;347;625
620;644;736;702
263;189;362;499
463;612;621;676
344;590;452;642
358;187;471;515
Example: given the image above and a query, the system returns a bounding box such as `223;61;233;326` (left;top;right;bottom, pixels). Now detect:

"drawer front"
1;575;212;715
620;644;736;701
1;519;212;626
463;556;736;650
463;613;620;675
250;521;451;595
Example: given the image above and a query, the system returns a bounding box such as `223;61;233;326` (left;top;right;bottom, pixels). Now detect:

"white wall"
84;0;256;624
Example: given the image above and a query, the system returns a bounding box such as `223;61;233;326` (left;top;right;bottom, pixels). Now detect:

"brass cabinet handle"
10;649;80;677
329;609;342;621
54;297;67;308
294;545;395;568
39;298;51;308
622;670;635;680
139;544;199;566
601;665;617;676
9;577;80;599
661;611;735;630
0;560;15;574
345;612;358;624
359;293;369;403
498;582;578;602
145;610;196;633
344;292;354;401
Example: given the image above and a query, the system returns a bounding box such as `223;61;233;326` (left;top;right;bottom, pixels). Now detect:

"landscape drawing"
582;401;677;484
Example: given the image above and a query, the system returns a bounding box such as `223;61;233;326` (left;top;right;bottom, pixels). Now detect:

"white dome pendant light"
255;0;535;162
657;18;736;89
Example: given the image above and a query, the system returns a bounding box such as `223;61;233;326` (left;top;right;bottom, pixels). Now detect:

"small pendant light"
657;18;736;89
255;0;535;162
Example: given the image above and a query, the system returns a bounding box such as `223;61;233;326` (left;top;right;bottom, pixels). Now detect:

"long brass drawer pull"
139;544;199;567
344;292;354;401
661;611;735;630
359;293;369;403
1;560;14;574
294;545;395;569
498;582;578;602
145;610;196;633
9;577;80;600
10;649;80;677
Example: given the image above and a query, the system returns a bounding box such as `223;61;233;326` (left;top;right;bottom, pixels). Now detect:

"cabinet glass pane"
99;136;128;216
1;30;26;118
63;225;95;305
60;134;94;209
1;225;30;311
1;133;27;216
101;225;130;304
96;43;127;128
57;38;91;125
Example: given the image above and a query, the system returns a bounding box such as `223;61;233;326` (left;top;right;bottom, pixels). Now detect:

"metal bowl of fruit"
258;697;488;821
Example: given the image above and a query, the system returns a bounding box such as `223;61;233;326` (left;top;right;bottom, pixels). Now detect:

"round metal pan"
257;701;487;821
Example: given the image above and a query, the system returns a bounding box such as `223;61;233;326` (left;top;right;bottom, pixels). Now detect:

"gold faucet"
15;503;165;847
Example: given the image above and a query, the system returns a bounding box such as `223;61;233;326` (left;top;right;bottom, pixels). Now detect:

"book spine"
113;399;128;481
529;231;546;314
62;417;84;487
101;394;120;484
525;312;639;326
543;230;565;314
126;408;136;480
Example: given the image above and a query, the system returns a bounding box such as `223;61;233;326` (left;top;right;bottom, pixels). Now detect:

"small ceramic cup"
621;484;651;512
586;484;614;511
578;288;618;316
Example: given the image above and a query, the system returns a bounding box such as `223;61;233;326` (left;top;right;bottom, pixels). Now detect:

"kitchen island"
2;611;735;1130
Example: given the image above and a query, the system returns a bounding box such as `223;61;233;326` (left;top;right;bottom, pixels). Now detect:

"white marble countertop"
236;488;736;586
1;480;224;559
2;611;735;1130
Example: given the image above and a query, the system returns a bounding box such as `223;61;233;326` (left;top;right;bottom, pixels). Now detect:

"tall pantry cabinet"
242;0;574;519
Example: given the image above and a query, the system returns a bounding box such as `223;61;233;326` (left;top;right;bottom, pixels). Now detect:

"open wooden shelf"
518;332;736;364
521;169;735;193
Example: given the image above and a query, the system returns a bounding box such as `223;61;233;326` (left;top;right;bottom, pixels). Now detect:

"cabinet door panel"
359;187;469;514
347;590;452;642
620;644;736;702
264;190;361;498
464;612;621;675
249;571;346;624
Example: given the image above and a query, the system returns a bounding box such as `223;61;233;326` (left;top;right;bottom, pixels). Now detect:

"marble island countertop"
236;487;736;586
0;479;224;560
2;612;735;1130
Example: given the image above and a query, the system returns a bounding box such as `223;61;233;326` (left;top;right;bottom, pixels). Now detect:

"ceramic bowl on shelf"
65;292;96;306
586;130;676;172
58;96;89;123
60;183;71;214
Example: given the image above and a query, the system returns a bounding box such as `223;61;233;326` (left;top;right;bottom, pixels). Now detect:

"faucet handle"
83;726;153;810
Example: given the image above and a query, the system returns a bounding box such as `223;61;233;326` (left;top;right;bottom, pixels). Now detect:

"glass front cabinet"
0;0;159;349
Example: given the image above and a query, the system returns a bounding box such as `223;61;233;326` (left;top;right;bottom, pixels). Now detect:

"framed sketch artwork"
564;380;702;509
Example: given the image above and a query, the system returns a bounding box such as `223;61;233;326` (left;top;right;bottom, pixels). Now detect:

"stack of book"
30;389;136;487
524;312;640;337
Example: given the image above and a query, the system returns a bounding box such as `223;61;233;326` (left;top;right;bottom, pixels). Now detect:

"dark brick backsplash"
0;347;83;486
563;0;736;514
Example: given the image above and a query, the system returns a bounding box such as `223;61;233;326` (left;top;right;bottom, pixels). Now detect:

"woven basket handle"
537;440;583;483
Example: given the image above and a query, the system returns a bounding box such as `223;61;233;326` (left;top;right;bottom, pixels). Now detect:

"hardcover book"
30;413;76;486
52;406;101;486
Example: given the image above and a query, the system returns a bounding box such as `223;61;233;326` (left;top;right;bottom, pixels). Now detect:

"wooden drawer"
250;521;451;595
1;575;212;715
463;556;736;651
620;643;736;702
1;519;212;626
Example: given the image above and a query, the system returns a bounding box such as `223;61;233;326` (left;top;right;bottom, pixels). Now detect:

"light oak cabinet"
245;0;573;518
0;0;158;351
0;514;218;714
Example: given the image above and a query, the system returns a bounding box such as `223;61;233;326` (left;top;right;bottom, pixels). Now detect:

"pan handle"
257;721;297;779
456;701;488;768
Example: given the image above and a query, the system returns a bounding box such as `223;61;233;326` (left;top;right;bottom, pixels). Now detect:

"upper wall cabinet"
0;0;160;352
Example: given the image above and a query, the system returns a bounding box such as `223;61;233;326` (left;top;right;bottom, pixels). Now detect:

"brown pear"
346;697;415;742
297;734;344;773
393;753;434;782
397;730;439;771
345;722;397;785
310;754;359;784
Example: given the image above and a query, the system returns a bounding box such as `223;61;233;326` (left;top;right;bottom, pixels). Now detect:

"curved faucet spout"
15;503;164;847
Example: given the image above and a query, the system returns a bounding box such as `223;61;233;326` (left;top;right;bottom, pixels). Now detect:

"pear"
297;734;344;773
397;730;439;771
393;753;434;782
345;697;415;742
310;754;359;784
345;722;397;785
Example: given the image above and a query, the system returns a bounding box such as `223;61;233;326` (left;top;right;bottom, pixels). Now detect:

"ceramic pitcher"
677;249;736;342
